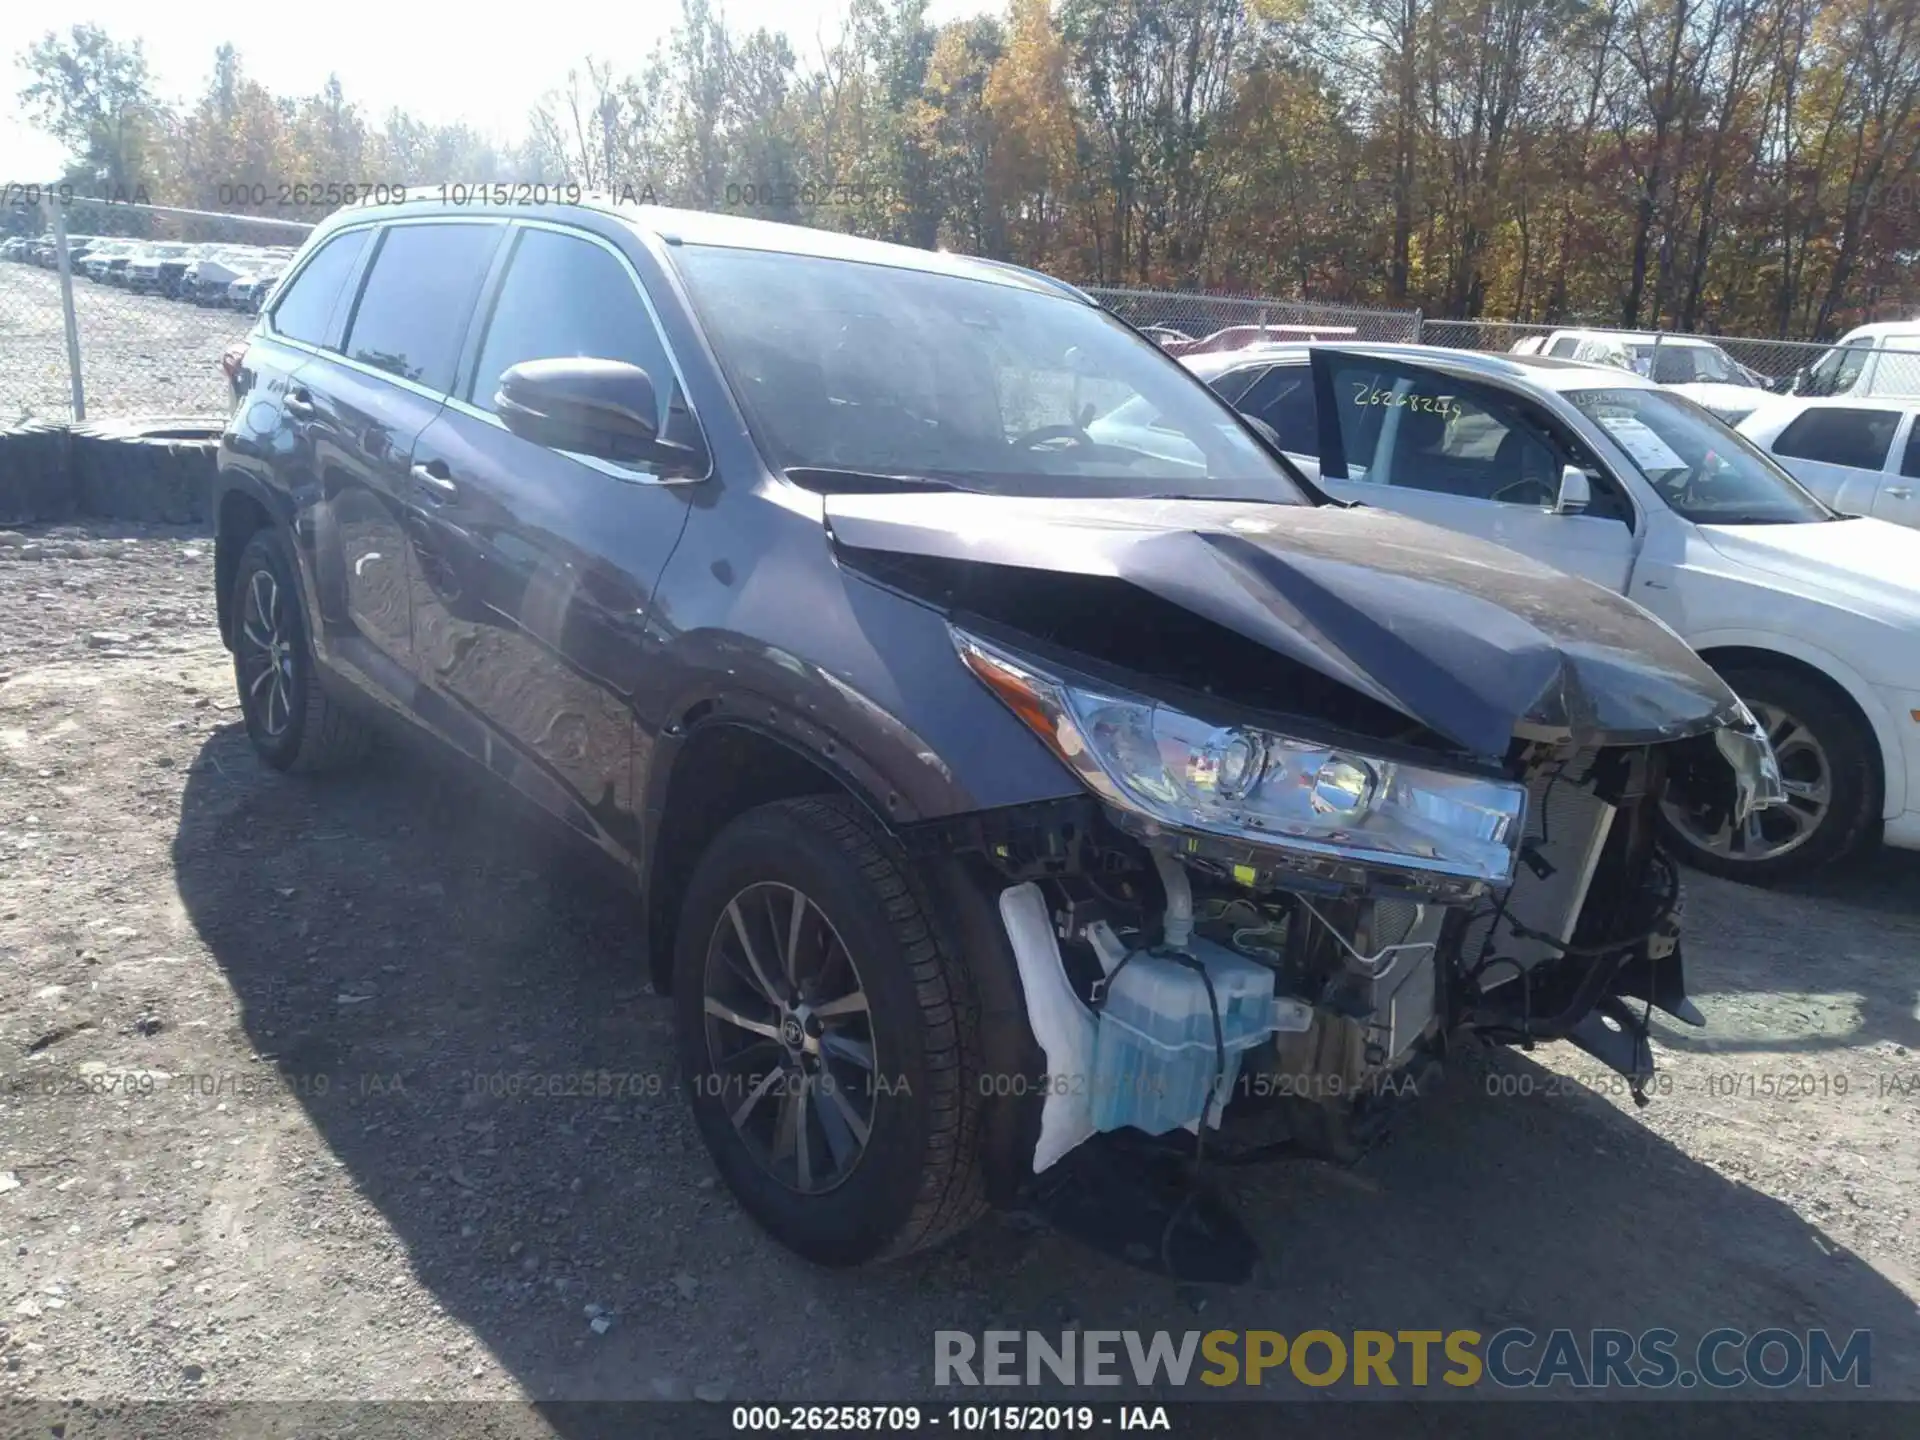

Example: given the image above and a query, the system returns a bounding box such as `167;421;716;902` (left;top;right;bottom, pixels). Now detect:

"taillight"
221;341;247;393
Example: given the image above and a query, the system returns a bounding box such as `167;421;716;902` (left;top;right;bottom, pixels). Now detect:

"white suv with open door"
1737;396;1920;529
1116;343;1920;884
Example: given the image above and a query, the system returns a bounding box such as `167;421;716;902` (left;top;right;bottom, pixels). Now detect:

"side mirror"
495;357;701;472
1243;414;1283;447
1554;464;1591;515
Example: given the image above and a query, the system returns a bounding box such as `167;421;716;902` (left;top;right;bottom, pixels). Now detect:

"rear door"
237;226;374;676
296;219;502;699
1306;349;1639;590
1869;412;1920;529
1763;405;1903;516
403;221;706;861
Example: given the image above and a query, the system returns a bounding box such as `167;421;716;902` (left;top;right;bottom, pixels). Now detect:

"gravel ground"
0;263;250;424
1;523;1917;1413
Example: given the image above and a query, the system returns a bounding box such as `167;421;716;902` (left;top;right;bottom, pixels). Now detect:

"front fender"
1687;627;1906;818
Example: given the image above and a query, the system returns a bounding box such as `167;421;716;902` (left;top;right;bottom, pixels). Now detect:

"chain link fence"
7;195;1919;423
1;197;312;425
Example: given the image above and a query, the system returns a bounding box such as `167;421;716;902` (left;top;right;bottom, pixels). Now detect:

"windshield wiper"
782;466;981;495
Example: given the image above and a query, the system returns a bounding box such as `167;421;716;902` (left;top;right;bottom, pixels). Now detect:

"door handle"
283;389;314;418
410;462;459;499
1887;486;1913;500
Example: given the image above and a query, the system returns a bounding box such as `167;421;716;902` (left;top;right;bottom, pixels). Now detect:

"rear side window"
1902;419;1920;479
343;224;500;393
1208;366;1267;407
1773;408;1900;471
1238;364;1319;456
271;229;370;346
467;227;676;431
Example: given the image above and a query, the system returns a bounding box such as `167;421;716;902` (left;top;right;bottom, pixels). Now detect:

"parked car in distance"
1737;396;1920;529
1155;322;1359;356
185;256;248;303
1527;329;1768;424
1167;341;1920;883
126;242;197;294
79;241;138;281
235;262;289;311
100;245;148;285
212;196;1776;1268
1787;320;1920;400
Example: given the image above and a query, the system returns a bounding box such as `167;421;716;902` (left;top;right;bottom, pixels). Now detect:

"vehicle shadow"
169;725;1920;1408
1652;853;1920;1058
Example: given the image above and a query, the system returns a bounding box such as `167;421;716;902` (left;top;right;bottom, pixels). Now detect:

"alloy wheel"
237;566;296;738
1662;700;1831;863
701;882;876;1195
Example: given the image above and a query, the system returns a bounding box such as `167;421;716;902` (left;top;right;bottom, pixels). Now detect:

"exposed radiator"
1463;766;1616;989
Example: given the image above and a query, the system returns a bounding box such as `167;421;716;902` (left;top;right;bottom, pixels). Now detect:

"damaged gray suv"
214;196;1785;1270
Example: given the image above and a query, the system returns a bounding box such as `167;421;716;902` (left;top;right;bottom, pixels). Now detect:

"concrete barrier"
0;419;218;526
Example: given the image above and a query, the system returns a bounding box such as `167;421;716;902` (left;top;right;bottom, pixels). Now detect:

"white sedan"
1737;395;1920;529
1095;342;1920;883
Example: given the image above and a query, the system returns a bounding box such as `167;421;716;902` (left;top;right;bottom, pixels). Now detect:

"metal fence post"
52;202;86;422
1649;329;1663;382
1411;308;1424;344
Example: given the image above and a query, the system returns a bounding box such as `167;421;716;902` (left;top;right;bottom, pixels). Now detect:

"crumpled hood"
825;491;1741;759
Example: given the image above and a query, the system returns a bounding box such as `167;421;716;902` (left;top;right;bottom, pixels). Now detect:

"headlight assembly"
952;628;1528;887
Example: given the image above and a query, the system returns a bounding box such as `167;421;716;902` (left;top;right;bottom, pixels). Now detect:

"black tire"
673;795;985;1265
70;420;220;525
229;527;372;773
1660;664;1880;885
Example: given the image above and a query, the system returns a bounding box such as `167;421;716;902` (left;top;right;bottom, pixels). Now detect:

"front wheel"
673;795;985;1265
1658;666;1879;884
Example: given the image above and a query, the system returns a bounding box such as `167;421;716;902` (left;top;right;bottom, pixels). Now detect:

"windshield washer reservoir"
1090;938;1277;1135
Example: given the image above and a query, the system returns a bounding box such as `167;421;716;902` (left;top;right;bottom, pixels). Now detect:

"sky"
3;0;990;181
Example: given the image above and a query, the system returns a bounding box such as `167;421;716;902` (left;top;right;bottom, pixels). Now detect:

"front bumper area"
967;740;1699;1187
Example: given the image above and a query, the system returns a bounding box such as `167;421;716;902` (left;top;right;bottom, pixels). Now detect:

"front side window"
468;227;678;433
343;223;500;393
269;228;370;346
672;245;1306;502
1568;387;1835;525
1645;344;1746;385
1323;359;1567;507
1773;408;1900;472
1804;341;1871;397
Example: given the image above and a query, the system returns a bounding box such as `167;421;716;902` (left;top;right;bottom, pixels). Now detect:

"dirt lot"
0;263;251;424
2;521;1917;1414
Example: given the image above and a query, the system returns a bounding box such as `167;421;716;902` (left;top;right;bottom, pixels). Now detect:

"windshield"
1568;387;1835;525
1627;343;1749;386
673;245;1306;502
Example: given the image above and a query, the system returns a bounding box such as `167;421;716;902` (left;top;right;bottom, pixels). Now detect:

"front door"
1307;350;1639;591
405;222;705;864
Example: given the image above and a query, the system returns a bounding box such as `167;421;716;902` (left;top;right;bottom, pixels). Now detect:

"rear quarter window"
269;228;371;347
